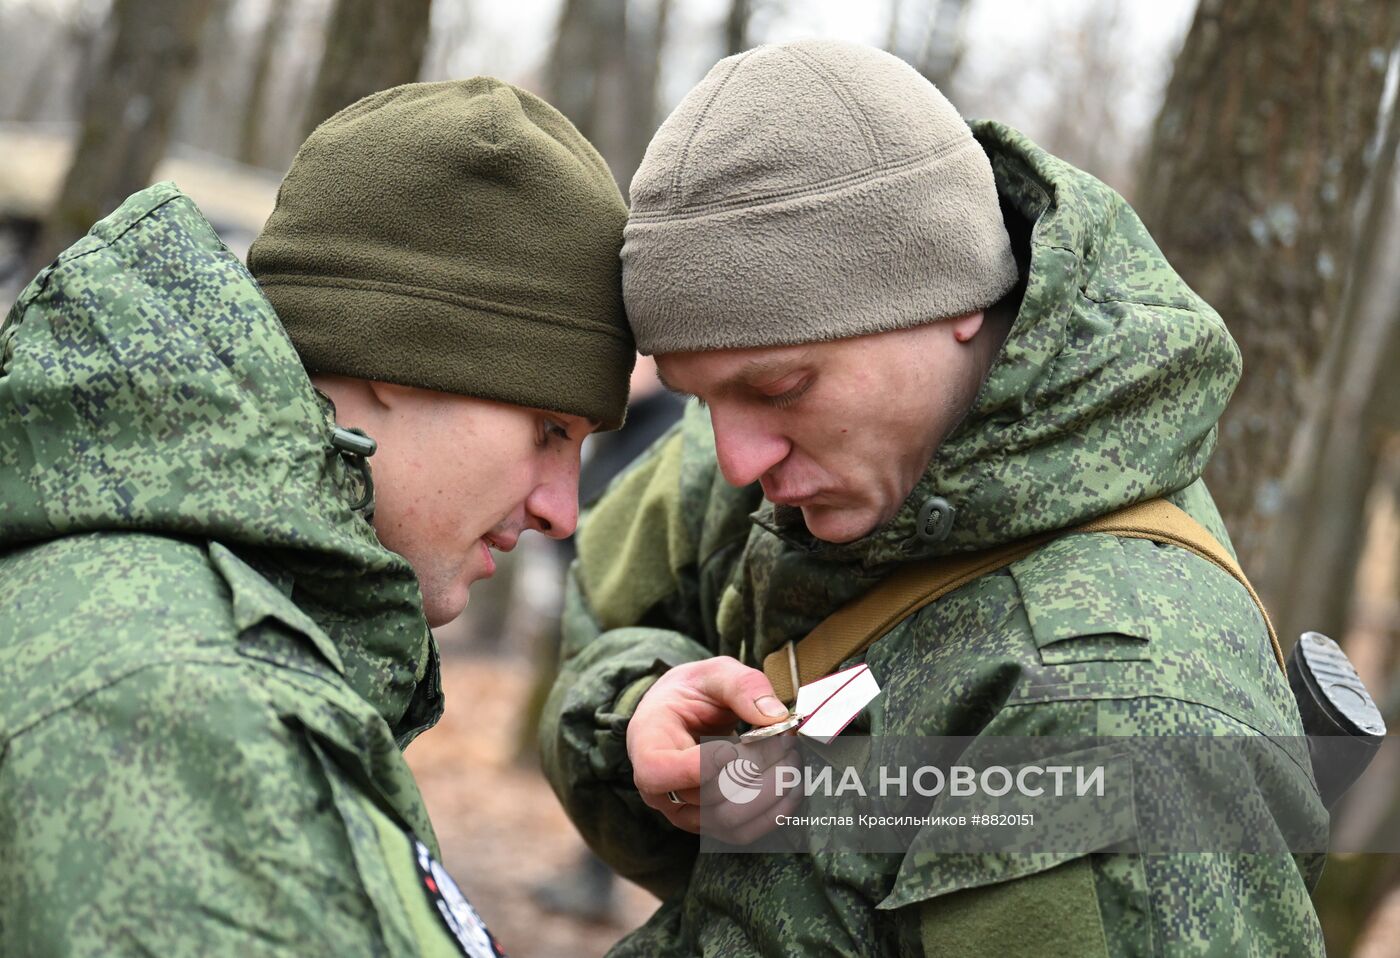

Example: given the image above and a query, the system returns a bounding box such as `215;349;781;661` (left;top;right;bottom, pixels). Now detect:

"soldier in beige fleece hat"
545;35;1324;958
622;37;1020;548
565;33;1022;876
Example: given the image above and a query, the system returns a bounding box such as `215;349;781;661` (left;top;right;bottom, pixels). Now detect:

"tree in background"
175;0;242;161
1265;64;1400;649
1278;65;1400;958
237;0;291;167
247;0;336;173
301;0;433;136
419;0;475;92
1137;0;1400;586
1036;0;1126;192
1140;6;1400;950
885;0;971;91
546;0;622;155
623;0;671;184
27;0;219;271
546;0;671;197
4;0;110;125
725;0;752;56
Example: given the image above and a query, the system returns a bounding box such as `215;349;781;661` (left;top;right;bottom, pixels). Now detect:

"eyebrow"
656;357;803;399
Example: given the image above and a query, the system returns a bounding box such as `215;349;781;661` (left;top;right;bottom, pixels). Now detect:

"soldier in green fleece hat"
540;40;1328;956
0;78;630;955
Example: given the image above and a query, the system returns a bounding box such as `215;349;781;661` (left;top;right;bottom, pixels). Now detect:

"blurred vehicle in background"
0;122;279;302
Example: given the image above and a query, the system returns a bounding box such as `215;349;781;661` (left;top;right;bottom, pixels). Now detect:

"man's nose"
711;409;790;488
525;458;581;540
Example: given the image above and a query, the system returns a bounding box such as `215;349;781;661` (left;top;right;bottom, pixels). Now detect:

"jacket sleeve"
539;404;759;899
891;695;1327;957
0;659;473;957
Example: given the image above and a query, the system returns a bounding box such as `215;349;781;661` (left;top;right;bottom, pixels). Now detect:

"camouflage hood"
0;183;431;729
761;120;1242;567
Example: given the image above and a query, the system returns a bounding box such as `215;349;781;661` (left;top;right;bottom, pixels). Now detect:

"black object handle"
1287;631;1387;809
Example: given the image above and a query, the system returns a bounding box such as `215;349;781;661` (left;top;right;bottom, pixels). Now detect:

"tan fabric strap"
762;497;1284;705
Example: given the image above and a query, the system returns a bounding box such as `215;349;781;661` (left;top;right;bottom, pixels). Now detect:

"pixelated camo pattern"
542;123;1327;956
0;184;454;953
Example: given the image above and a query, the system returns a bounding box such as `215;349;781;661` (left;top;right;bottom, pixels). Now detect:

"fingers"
636;734;791;804
684;747;805;843
654;781;803;842
699;744;799;830
638;737;803;840
626;654;801;838
633;739;742;809
701;733;794;790
664;785;704;805
691;657;792;729
627;656;795;798
630;740;704;797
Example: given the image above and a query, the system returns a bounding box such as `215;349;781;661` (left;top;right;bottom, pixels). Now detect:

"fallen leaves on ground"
405;652;659;958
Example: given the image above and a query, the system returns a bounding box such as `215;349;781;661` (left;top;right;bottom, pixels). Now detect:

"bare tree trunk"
174;0;236;158
66;0;116;119
884;0;971;92
1263;55;1400;645
884;0;904;55
301;0;434;137
588;0;628;181
12;24;72;122
622;0;671;191
419;0;473;83
238;0;291;167
725;0;752;57
1041;0;1125;185
28;0;218;271
546;0;594;135
913;0;970;90
547;0;667;195
258;1;334;172
1390;443;1400;623
1136;0;1400;574
546;0;626;155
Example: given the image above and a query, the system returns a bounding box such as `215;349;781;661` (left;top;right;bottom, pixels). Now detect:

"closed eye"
760;378;813;410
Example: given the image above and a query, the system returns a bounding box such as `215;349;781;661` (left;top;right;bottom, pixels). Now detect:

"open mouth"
477;531;520;579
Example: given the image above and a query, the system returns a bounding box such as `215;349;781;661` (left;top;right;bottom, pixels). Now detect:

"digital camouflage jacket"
541;123;1327;957
0;185;499;956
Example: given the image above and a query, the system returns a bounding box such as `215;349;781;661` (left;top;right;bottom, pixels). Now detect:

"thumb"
695;658;791;727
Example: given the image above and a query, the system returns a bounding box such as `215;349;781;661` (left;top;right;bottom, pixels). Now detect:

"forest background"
1;0;1398;954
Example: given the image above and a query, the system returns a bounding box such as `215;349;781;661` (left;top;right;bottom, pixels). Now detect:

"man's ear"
310;373;383;418
366;379;413;410
950;311;985;344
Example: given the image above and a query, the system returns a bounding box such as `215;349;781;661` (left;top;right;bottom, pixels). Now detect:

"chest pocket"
1009;533;1157;665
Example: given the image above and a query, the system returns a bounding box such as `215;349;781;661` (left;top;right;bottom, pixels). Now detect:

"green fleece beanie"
248;78;634;429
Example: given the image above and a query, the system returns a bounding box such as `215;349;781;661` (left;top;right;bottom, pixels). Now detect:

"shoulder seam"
2;655;344;747
1000;693;1311;780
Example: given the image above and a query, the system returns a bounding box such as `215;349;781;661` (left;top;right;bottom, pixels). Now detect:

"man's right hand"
627;655;802;844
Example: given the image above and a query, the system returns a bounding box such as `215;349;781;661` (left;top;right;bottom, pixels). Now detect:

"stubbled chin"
802;504;879;544
422;578;472;629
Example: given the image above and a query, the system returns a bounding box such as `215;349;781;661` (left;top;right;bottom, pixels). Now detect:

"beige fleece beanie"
623;39;1017;354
